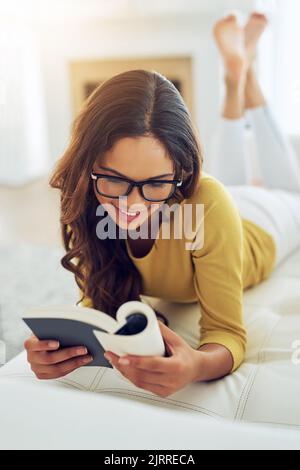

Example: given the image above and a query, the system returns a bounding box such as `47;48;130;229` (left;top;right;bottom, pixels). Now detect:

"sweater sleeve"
191;178;247;372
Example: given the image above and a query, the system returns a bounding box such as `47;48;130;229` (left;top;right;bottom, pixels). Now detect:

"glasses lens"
96;176;130;197
142;181;176;201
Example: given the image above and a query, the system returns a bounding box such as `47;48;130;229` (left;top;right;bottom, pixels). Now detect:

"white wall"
27;0;299;174
0;19;49;185
5;0;298;184
34;13;222;168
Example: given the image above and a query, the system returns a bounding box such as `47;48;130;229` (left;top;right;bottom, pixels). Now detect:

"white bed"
0;245;300;449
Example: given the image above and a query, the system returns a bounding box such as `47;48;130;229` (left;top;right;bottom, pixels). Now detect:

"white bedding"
1;246;300;449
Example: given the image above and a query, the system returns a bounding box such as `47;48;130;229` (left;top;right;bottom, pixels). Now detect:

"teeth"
119;208;139;216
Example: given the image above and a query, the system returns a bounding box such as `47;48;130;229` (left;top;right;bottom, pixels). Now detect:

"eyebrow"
98;165;174;180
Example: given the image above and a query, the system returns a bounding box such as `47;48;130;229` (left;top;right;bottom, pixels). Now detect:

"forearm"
192;343;234;382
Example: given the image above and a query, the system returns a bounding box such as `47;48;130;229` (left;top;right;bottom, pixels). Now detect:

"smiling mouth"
112;204;142;217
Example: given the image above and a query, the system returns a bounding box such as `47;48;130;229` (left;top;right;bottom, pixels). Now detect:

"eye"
109;178;124;184
105;176;124;184
148;181;165;187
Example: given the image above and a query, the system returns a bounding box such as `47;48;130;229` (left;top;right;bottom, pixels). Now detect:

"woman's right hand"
24;335;93;380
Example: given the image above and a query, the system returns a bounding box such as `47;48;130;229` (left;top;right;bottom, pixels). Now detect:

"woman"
24;13;300;399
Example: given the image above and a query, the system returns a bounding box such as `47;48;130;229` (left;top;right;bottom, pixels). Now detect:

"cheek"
93;191;117;219
94;191;107;206
98;196;118;219
95;193;114;211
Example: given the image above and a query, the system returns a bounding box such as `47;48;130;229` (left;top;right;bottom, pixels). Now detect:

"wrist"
191;349;207;383
191;343;234;382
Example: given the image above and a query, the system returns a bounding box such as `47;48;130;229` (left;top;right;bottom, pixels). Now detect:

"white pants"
208;105;300;267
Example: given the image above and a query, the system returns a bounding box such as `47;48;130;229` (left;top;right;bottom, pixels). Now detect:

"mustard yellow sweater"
80;172;276;372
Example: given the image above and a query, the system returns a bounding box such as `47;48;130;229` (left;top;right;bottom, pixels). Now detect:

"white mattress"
1;246;300;449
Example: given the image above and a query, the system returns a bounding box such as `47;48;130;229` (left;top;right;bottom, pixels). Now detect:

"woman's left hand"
104;320;201;398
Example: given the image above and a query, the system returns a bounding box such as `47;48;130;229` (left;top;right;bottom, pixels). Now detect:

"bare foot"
213;14;247;83
244;12;268;65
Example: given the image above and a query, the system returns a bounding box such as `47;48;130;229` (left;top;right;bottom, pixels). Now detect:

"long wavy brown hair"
49;69;203;317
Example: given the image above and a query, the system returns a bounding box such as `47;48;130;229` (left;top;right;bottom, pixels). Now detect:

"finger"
157;321;183;348
29;346;89;365
110;363;168;391
33;354;93;378
24;335;60;352
104;351;119;362
116;353;179;373
120;367;172;388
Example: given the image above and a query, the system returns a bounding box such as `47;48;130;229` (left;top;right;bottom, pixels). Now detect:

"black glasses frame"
90;172;183;202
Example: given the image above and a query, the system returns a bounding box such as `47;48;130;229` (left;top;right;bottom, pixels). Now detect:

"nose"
126;186;148;210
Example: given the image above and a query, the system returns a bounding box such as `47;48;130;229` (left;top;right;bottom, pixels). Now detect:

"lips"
112;204;141;221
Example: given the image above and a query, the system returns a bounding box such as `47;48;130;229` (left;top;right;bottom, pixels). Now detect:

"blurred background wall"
0;0;299;186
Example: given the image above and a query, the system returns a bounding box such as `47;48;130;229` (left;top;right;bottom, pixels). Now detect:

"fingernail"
48;341;59;348
119;358;130;365
77;347;87;355
83;355;93;363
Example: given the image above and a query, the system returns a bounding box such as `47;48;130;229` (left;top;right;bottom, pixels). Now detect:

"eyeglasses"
91;172;183;202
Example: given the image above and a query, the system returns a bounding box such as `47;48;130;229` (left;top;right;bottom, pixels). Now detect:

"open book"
22;300;169;382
